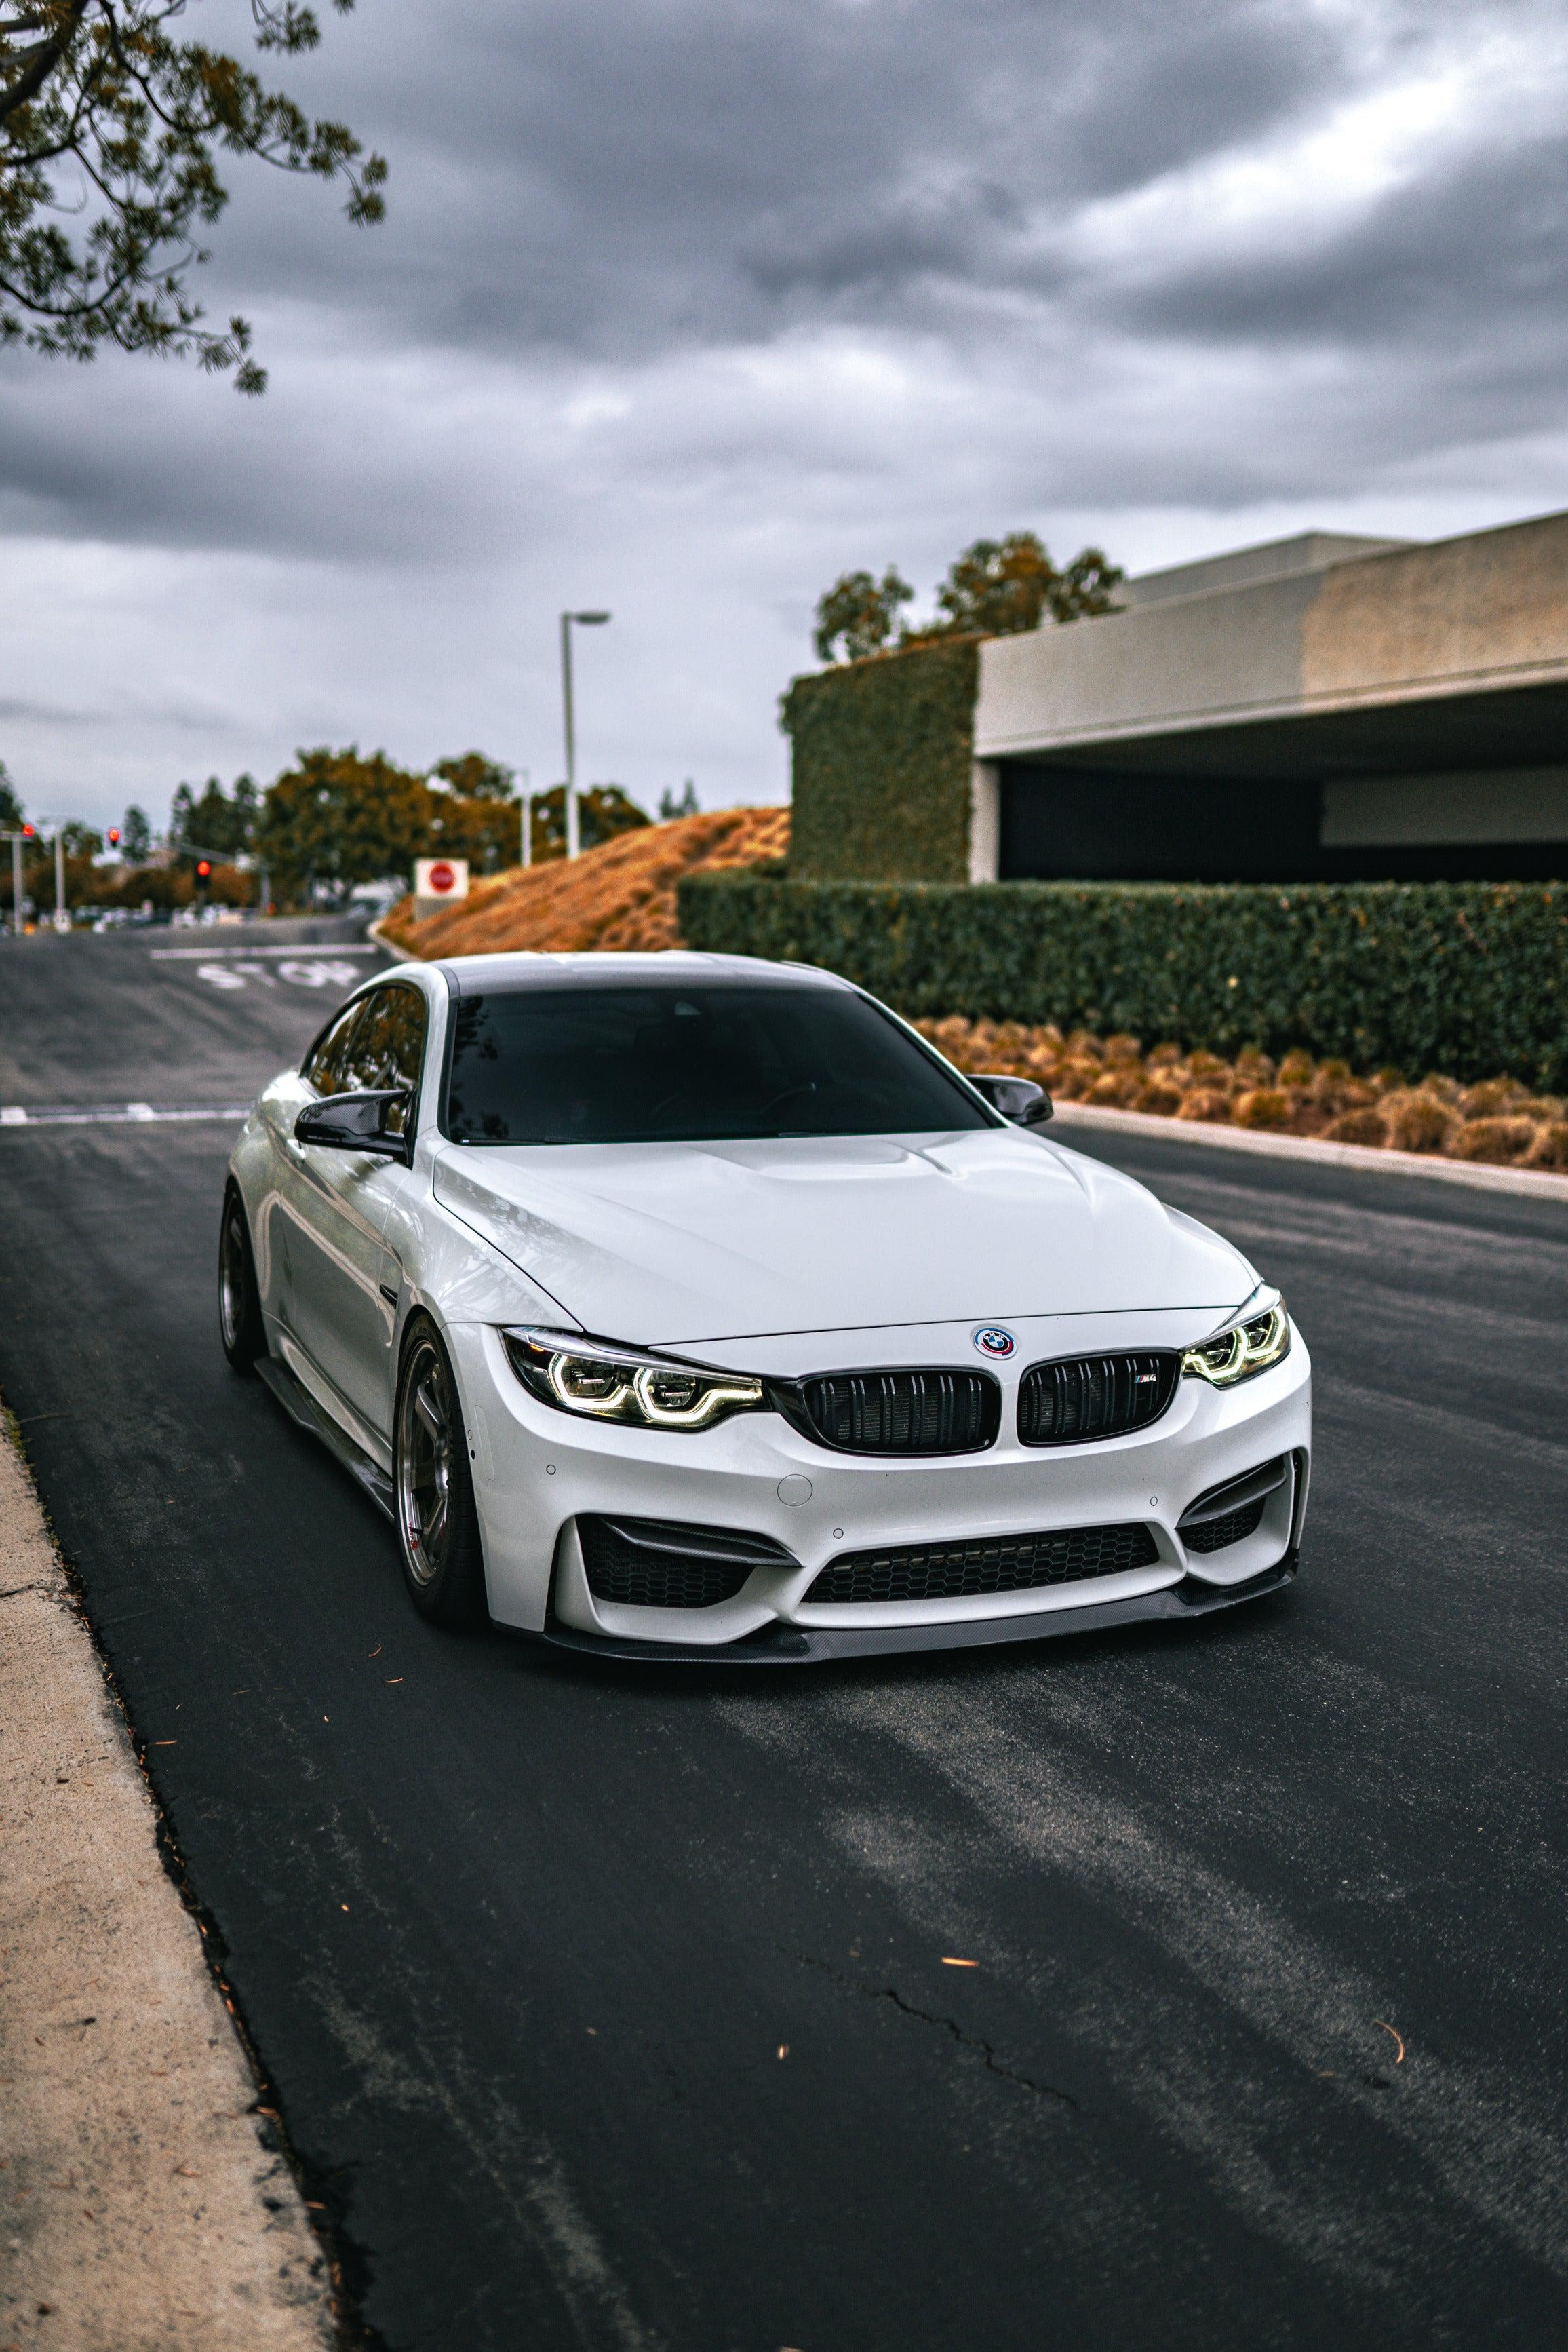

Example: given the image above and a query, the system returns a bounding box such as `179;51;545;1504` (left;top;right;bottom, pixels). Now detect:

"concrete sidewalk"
0;1408;333;2351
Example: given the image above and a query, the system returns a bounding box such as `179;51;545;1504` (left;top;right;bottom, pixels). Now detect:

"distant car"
220;953;1310;1661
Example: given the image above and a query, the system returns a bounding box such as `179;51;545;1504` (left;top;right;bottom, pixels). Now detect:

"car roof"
433;950;853;997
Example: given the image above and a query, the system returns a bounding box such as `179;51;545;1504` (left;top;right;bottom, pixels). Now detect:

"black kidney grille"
1017;1352;1179;1446
1181;1497;1267;1554
805;1521;1158;1605
783;1369;1000;1455
580;1516;794;1608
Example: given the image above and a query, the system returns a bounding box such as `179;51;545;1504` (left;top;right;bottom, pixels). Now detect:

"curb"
0;1406;334;2349
1048;1100;1568;1201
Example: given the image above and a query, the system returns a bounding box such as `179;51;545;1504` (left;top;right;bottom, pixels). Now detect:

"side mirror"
294;1088;413;1162
970;1072;1053;1127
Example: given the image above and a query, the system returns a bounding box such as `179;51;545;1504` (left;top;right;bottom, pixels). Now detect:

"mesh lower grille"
805;1521;1159;1605
781;1369;1000;1455
1017;1352;1179;1446
580;1518;792;1608
1181;1497;1267;1554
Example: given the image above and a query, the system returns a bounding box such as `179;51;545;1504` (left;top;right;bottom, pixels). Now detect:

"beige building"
968;508;1568;883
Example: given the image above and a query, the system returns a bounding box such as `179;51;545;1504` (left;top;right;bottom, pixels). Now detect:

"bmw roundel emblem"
972;1325;1017;1360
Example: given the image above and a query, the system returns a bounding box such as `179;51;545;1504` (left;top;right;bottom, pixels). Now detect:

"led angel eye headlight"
502;1328;765;1431
1181;1294;1291;1388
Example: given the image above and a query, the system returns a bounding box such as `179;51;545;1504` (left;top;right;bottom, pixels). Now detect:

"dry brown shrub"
1145;1041;1183;1068
1103;1033;1143;1065
1524;1121;1568;1169
1449;1116;1535;1163
1515;1096;1562;1123
389;804;791;959
1324;1106;1389;1146
928;1016;972;1051
1371;1067;1407;1095
1275;1049;1314;1087
1386;1093;1454;1154
1232;1087;1291;1130
1025;1043;1063;1077
1177;1087;1234;1123
1458;1078;1523;1121
1184;1049;1231;1081
1233;1048;1275;1083
1086;1068;1142;1106
1136;1082;1185;1117
1064;1029;1103;1061
1419;1073;1462;1105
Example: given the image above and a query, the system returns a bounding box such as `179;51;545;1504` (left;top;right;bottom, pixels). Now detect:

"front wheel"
218;1183;267;1372
394;1319;488;1626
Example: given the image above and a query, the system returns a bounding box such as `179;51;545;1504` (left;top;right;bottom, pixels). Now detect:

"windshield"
442;982;993;1145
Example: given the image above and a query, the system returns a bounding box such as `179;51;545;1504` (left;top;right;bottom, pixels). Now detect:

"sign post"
413;857;469;925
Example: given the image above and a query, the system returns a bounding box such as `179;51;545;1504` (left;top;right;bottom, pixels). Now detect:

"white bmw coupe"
220;952;1311;1661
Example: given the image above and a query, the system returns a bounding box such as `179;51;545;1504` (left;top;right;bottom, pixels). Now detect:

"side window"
349;986;429;1130
303;1000;368;1096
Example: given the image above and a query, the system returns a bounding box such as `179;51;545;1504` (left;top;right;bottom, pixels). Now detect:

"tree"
431;751;514;802
813;566;914;663
0;756;23;828
0;1;386;394
524;784;650;863
119;801;151;860
172;771;256;856
658;779;700;821
256;746;429;906
811;532;1126;662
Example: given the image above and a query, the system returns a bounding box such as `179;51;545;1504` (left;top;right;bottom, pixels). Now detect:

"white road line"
150;942;379;960
0;1102;252;1128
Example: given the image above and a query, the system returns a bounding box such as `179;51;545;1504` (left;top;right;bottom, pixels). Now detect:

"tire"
218;1183;267;1373
394;1318;488;1626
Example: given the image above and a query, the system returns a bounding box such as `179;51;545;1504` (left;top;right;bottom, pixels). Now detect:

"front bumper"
446;1311;1313;1653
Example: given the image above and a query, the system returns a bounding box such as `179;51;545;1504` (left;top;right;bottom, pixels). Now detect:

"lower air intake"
804;1521;1159;1606
1017;1352;1179;1446
1181;1499;1268;1554
580;1517;796;1609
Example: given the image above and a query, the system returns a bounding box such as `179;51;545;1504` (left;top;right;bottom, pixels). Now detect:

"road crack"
787;1950;1080;2110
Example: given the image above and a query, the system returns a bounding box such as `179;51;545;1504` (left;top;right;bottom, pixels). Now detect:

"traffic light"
107;826;120;849
22;823;33;839
195;858;212;881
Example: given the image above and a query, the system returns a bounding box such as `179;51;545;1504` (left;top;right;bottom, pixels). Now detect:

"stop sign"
414;857;469;903
428;861;456;893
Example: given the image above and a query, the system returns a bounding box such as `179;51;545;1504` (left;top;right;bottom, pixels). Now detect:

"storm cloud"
2;0;1565;826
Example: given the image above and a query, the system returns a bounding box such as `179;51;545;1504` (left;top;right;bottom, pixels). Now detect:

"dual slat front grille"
1017;1353;1180;1446
775;1369;1000;1456
770;1351;1179;1456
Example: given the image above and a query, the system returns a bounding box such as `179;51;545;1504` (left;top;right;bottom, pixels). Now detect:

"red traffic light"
107;826;121;847
22;822;33;838
195;858;212;879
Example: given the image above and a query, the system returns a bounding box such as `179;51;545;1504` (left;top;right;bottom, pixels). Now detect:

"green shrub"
677;874;1568;1089
781;639;977;882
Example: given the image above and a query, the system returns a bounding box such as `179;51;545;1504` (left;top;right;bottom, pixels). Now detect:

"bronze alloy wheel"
394;1323;486;1622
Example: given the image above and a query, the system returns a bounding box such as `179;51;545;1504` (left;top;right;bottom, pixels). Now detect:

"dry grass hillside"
380;805;788;959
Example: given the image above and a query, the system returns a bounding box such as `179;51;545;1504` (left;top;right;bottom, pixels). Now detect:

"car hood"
430;1129;1257;1347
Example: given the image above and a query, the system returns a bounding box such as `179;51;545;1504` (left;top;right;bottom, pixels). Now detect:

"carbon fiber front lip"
538;1559;1297;1665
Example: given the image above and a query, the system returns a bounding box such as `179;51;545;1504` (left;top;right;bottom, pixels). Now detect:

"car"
219;951;1311;1662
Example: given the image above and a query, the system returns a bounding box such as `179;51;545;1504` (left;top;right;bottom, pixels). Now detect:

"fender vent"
805;1521;1158;1605
1017;1352;1179;1446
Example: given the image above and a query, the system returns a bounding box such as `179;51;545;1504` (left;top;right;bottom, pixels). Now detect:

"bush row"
779;639;977;882
675;874;1568;1089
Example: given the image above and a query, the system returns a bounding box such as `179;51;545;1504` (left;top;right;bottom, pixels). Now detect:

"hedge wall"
677;874;1568;1088
780;638;978;882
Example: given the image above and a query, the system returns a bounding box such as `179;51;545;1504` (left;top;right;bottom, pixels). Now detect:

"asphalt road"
3;928;1566;2352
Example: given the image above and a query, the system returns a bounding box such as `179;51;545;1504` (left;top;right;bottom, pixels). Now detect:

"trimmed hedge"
677;874;1568;1089
780;638;978;882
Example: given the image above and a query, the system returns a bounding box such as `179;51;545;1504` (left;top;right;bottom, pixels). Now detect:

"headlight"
502;1327;766;1432
1181;1293;1291;1387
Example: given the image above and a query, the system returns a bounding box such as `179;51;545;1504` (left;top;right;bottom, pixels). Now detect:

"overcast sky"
3;0;1567;834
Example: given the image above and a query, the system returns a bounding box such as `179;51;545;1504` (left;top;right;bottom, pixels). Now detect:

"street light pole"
54;828;66;931
518;769;532;870
559;609;612;860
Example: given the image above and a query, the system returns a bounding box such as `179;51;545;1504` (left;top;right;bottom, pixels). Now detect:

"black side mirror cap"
969;1073;1053;1126
294;1088;414;1162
